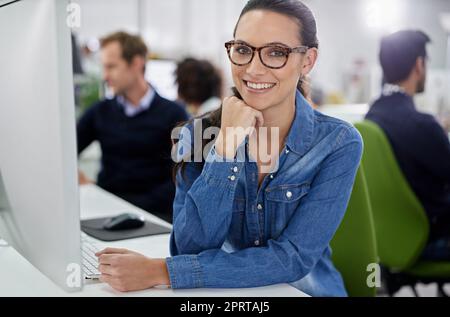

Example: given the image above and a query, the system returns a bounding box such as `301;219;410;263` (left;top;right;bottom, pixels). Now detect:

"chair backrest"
331;165;378;297
354;120;429;270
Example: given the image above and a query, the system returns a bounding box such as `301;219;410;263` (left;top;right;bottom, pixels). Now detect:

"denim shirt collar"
285;90;315;157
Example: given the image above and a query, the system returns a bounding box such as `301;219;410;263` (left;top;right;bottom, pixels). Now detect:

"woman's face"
232;10;316;111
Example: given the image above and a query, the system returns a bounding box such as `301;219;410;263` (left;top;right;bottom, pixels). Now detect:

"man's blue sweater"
77;92;189;223
366;92;450;241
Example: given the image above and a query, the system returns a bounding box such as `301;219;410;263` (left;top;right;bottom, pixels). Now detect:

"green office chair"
355;120;450;296
331;165;378;297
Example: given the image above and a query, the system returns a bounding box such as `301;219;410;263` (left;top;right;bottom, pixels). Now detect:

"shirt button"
254;240;260;246
232;166;239;173
269;174;274;179
286;191;293;199
285;149;290;154
229;175;236;181
257;204;263;210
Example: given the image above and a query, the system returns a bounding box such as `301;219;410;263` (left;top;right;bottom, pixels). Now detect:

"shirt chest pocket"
265;183;310;238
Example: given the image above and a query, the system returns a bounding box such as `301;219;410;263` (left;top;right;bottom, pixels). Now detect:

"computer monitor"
0;0;82;291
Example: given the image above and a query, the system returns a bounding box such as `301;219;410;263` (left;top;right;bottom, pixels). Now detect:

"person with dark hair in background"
175;57;222;116
77;31;189;223
366;30;450;260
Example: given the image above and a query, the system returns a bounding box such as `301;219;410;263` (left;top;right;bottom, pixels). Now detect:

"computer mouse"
102;213;145;231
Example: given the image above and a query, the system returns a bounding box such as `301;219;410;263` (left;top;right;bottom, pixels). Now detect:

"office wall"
74;0;140;38
305;0;450;94
72;0;450;106
74;0;247;91
74;0;245;60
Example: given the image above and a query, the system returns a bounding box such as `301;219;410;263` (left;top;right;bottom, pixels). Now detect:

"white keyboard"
81;232;101;279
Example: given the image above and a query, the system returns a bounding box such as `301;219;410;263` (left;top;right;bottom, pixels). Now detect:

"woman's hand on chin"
215;95;264;159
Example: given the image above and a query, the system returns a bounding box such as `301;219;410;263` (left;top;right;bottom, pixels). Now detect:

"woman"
96;0;362;297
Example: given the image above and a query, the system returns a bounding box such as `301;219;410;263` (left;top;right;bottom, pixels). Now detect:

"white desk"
319;103;369;124
0;184;308;297
0;242;66;296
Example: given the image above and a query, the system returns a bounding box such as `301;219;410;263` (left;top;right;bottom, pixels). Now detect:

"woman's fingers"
218;93;266;158
95;247;128;256
224;96;264;129
99;274;125;292
98;263;115;275
97;254;118;265
253;109;264;128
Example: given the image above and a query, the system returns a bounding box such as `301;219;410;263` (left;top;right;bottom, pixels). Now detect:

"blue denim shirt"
166;91;363;297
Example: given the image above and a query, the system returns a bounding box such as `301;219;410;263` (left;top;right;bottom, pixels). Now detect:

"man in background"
77;31;188;223
365;30;450;259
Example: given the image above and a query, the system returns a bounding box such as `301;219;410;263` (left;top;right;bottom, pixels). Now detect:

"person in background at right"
365;30;450;260
175;57;223;116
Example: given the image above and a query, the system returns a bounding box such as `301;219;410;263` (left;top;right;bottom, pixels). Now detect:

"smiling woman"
96;0;363;297
227;7;317;112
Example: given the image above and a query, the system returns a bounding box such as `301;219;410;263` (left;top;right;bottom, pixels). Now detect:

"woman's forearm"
152;259;171;286
171;149;244;255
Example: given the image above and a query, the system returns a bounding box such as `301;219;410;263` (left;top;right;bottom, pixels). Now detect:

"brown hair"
100;31;148;73
175;57;223;104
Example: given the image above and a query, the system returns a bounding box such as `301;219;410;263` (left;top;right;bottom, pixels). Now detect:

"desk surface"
318;103;369;124
0;184;308;297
